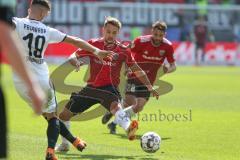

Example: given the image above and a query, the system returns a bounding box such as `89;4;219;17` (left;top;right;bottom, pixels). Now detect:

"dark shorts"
0;88;7;158
66;85;121;114
125;79;150;101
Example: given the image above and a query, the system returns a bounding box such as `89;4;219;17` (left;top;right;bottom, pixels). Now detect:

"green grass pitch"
1;64;240;160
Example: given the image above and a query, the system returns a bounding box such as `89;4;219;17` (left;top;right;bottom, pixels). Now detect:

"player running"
12;1;113;160
56;16;159;152
102;21;177;134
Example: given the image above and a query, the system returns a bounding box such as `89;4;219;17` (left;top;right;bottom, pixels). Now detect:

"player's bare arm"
63;36;114;61
129;63;159;99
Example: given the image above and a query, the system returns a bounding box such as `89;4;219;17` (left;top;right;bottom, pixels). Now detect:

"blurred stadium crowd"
67;0;240;4
15;0;240;65
17;0;240;42
64;0;240;4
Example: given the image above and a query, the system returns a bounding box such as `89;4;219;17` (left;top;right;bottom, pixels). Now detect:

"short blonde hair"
152;21;167;31
104;16;122;29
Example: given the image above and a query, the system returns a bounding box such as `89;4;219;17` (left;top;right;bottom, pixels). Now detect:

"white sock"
123;106;136;118
61;121;70;145
114;109;130;131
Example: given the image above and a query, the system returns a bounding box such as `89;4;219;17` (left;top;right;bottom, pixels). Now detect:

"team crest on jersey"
159;50;166;56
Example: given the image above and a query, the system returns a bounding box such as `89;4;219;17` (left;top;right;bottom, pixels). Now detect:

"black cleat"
102;112;113;124
107;122;117;134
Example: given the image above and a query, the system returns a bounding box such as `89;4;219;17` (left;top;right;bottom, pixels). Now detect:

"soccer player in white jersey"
12;1;113;160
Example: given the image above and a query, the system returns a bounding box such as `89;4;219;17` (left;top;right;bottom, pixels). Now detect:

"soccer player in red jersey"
102;21;177;134
56;17;159;151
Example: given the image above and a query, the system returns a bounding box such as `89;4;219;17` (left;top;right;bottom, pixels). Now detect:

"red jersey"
75;38;135;87
194;22;208;46
128;35;175;85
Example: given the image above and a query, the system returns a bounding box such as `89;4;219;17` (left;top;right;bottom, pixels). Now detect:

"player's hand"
146;85;159;100
97;50;116;61
75;60;81;72
163;64;168;74
69;57;81;72
151;88;159;100
28;85;46;115
163;63;176;74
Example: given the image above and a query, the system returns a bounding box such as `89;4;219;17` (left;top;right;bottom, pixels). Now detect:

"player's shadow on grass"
104;133;171;141
59;153;159;160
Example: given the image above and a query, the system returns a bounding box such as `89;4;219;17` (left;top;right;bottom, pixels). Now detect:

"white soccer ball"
140;131;161;153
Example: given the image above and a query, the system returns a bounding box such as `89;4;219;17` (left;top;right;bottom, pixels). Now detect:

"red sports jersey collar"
150;36;163;47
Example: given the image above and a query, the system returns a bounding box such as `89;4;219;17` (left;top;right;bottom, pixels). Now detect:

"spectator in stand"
192;15;214;65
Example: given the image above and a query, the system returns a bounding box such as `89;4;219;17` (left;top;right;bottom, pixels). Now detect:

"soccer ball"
140;132;161;153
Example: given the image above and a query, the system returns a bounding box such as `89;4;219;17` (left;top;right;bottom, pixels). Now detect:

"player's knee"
59;112;67;121
133;104;144;113
110;101;121;114
59;112;71;121
124;100;136;108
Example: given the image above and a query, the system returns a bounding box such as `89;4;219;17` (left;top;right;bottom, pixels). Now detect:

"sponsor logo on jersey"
93;59;115;66
159;50;166;56
142;55;163;61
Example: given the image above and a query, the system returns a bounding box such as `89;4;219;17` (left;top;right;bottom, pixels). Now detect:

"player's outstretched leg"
56;120;87;152
55;121;70;152
114;109;139;140
43;113;60;160
109;96;146;137
106;105;136;134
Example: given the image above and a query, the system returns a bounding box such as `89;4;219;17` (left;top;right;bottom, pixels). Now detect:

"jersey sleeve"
75;39;94;58
12;17;17;25
12;17;18;28
125;49;136;67
165;45;175;63
48;27;67;43
130;37;141;53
